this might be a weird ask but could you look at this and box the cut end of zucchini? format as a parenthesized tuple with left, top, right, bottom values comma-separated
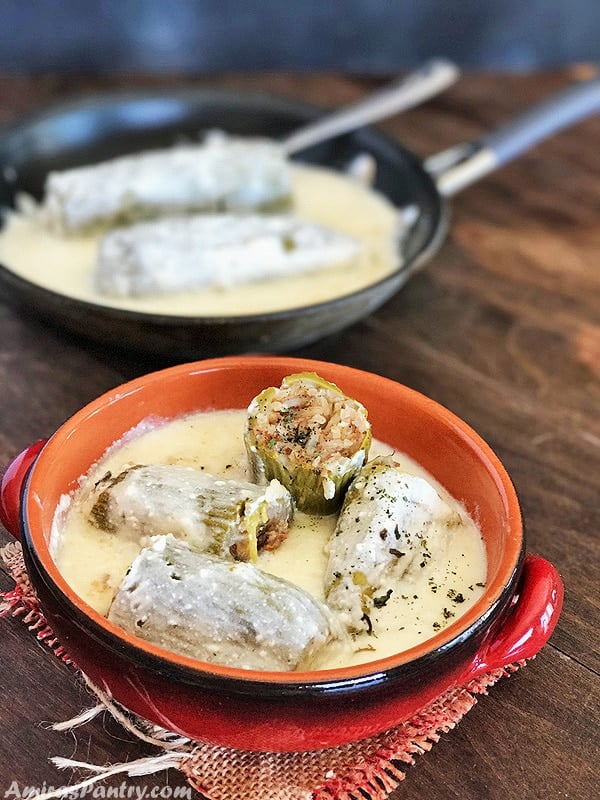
(245, 372, 371, 514)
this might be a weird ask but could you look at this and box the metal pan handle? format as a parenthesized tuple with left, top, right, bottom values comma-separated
(425, 75, 600, 196)
(283, 59, 459, 155)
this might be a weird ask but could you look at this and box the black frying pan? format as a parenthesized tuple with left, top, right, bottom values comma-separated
(0, 79, 598, 360)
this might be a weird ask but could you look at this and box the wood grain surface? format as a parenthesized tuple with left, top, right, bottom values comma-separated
(0, 71, 598, 800)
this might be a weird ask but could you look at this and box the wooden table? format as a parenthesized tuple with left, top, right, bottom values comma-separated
(0, 71, 598, 800)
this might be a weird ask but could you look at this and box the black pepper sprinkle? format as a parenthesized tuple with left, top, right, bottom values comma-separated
(389, 548, 405, 558)
(373, 589, 393, 608)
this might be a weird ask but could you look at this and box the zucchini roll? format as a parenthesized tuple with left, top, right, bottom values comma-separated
(88, 464, 292, 562)
(324, 458, 461, 632)
(245, 372, 371, 515)
(94, 213, 360, 297)
(41, 131, 292, 234)
(108, 535, 343, 671)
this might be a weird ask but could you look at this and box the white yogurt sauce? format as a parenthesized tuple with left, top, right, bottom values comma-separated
(52, 409, 487, 669)
(0, 164, 402, 316)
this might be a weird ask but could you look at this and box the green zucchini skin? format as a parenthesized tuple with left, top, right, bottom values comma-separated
(42, 133, 292, 233)
(324, 458, 461, 633)
(245, 372, 371, 515)
(88, 464, 293, 562)
(108, 535, 343, 671)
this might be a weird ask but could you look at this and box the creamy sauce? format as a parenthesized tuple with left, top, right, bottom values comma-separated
(52, 410, 487, 669)
(0, 164, 402, 316)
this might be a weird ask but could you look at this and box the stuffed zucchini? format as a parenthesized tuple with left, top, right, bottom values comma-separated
(245, 372, 371, 515)
(324, 457, 462, 633)
(108, 535, 344, 671)
(95, 213, 360, 298)
(88, 464, 292, 562)
(41, 131, 292, 234)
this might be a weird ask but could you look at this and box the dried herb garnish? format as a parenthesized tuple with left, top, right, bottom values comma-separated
(389, 548, 405, 558)
(373, 589, 393, 608)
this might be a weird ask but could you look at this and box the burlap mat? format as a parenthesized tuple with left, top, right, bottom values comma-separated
(0, 541, 525, 800)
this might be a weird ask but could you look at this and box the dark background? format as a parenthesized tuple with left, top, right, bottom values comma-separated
(1, 0, 599, 74)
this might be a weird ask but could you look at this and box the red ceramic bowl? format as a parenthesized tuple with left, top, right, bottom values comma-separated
(0, 356, 563, 752)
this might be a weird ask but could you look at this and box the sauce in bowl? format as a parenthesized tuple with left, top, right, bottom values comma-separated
(52, 408, 487, 670)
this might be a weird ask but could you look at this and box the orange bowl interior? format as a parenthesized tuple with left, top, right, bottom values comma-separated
(25, 355, 523, 682)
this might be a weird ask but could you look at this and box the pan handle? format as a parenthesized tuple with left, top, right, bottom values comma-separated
(283, 59, 459, 155)
(425, 75, 600, 196)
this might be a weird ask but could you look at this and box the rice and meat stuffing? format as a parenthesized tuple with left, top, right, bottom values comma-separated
(245, 372, 371, 514)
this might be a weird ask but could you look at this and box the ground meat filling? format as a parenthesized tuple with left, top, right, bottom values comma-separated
(245, 373, 372, 514)
(256, 380, 369, 479)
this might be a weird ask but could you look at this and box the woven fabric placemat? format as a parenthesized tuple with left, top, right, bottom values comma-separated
(0, 541, 525, 800)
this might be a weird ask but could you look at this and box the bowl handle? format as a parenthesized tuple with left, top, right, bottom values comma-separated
(0, 440, 47, 539)
(464, 554, 563, 680)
